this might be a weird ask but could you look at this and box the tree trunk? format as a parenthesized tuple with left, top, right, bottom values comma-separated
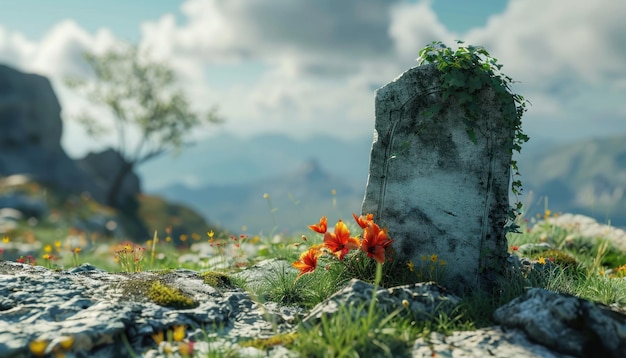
(106, 160, 149, 239)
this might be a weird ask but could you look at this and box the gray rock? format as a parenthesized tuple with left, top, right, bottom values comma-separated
(0, 261, 300, 357)
(0, 64, 101, 201)
(413, 327, 576, 358)
(361, 63, 514, 293)
(0, 192, 46, 219)
(494, 288, 626, 358)
(78, 148, 141, 208)
(0, 207, 21, 233)
(2, 259, 623, 357)
(302, 279, 461, 328)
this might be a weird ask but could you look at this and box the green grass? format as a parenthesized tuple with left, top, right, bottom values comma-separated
(2, 208, 626, 357)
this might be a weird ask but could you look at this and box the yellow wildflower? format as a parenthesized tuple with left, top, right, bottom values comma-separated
(407, 261, 415, 272)
(172, 325, 186, 342)
(44, 245, 52, 253)
(59, 336, 74, 350)
(430, 254, 438, 263)
(544, 210, 551, 219)
(537, 257, 546, 265)
(151, 331, 164, 345)
(29, 339, 48, 357)
(2, 236, 9, 244)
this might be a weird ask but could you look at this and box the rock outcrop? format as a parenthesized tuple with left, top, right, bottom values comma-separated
(1, 259, 625, 357)
(78, 149, 141, 208)
(0, 65, 100, 201)
(0, 65, 142, 218)
(494, 288, 626, 358)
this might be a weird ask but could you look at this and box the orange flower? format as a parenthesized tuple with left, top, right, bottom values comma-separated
(323, 220, 360, 260)
(308, 216, 328, 234)
(352, 213, 374, 229)
(361, 222, 393, 264)
(292, 245, 322, 277)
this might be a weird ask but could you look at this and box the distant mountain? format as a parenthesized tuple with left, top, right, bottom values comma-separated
(144, 131, 626, 233)
(517, 135, 626, 227)
(153, 159, 366, 235)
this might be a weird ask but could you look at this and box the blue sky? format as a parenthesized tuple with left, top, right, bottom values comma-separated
(0, 0, 625, 157)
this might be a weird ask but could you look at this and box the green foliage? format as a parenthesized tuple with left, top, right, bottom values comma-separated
(255, 264, 312, 306)
(240, 332, 298, 351)
(200, 271, 234, 288)
(539, 249, 578, 268)
(417, 41, 530, 231)
(147, 281, 198, 309)
(66, 43, 221, 161)
(65, 43, 222, 207)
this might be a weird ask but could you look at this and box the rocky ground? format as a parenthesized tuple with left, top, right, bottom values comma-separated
(1, 257, 625, 357)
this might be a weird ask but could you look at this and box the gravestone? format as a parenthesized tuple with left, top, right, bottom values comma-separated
(361, 63, 515, 293)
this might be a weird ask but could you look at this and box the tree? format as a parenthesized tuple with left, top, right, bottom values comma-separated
(66, 44, 221, 209)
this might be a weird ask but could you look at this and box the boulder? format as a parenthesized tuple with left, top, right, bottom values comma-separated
(0, 192, 46, 219)
(0, 64, 101, 201)
(302, 279, 462, 328)
(493, 288, 626, 358)
(78, 148, 141, 208)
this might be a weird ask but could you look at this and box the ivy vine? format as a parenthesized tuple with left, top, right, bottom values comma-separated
(416, 41, 530, 232)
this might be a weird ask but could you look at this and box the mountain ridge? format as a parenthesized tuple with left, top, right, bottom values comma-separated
(146, 132, 626, 232)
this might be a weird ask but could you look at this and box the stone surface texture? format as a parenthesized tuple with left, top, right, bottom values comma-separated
(362, 63, 515, 293)
(1, 259, 625, 357)
(413, 327, 577, 358)
(494, 288, 626, 358)
(302, 279, 461, 328)
(0, 261, 299, 358)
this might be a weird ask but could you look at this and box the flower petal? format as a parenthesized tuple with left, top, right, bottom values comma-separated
(308, 216, 328, 234)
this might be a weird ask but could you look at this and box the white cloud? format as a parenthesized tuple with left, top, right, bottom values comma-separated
(465, 0, 626, 89)
(1, 0, 625, 158)
(460, 0, 626, 142)
(388, 0, 456, 60)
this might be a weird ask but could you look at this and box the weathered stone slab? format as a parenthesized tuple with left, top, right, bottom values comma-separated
(362, 63, 514, 293)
